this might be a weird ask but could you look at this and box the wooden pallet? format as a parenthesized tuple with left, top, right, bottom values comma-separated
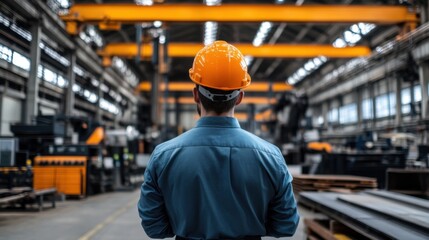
(304, 218, 368, 240)
(293, 174, 377, 194)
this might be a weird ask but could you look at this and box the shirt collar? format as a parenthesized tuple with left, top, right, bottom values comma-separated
(195, 116, 241, 128)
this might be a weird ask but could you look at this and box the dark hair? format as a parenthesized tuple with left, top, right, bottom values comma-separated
(197, 85, 239, 115)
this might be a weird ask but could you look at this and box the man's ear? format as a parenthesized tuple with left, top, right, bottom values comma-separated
(193, 87, 200, 103)
(235, 91, 244, 105)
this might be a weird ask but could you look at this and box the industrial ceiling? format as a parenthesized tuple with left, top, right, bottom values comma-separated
(57, 0, 416, 103)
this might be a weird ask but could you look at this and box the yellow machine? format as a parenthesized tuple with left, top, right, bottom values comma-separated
(33, 156, 87, 196)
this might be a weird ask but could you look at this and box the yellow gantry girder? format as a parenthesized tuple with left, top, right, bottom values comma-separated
(99, 43, 371, 66)
(138, 82, 293, 92)
(161, 97, 277, 105)
(61, 4, 417, 34)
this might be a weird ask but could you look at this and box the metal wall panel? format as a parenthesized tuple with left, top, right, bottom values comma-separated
(1, 96, 22, 136)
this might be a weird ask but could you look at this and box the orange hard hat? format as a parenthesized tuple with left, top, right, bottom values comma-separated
(189, 40, 251, 91)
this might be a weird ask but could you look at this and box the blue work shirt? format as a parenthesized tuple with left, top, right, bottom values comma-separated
(138, 117, 299, 239)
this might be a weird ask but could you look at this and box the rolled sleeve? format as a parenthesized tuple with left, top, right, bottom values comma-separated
(138, 162, 174, 238)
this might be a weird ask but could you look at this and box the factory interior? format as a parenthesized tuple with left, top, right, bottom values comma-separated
(0, 0, 428, 239)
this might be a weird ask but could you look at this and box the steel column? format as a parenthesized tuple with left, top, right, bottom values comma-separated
(151, 73, 161, 125)
(175, 94, 181, 129)
(65, 50, 76, 136)
(370, 82, 377, 127)
(247, 104, 256, 133)
(24, 22, 41, 124)
(356, 88, 363, 128)
(65, 51, 76, 117)
(419, 61, 429, 119)
(96, 77, 104, 123)
(395, 75, 402, 126)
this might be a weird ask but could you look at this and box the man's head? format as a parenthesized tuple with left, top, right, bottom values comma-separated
(189, 41, 251, 116)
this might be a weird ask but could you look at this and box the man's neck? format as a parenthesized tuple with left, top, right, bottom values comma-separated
(201, 109, 235, 118)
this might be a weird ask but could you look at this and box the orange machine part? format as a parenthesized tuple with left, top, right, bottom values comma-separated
(307, 142, 333, 153)
(86, 127, 105, 145)
(33, 156, 87, 196)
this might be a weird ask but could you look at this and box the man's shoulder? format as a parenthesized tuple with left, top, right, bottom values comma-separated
(153, 129, 197, 153)
(239, 130, 281, 154)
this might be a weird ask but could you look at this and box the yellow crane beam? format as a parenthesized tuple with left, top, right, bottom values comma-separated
(161, 97, 277, 105)
(61, 4, 417, 34)
(99, 43, 371, 66)
(138, 82, 293, 92)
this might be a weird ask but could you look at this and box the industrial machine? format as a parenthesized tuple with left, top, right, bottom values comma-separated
(33, 144, 112, 196)
(105, 127, 145, 190)
(10, 115, 115, 197)
(0, 138, 32, 190)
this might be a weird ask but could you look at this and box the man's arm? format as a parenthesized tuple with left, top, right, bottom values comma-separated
(138, 163, 174, 238)
(266, 159, 300, 237)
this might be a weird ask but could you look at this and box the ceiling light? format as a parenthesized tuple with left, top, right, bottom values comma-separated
(135, 0, 153, 5)
(244, 56, 254, 66)
(333, 38, 346, 48)
(203, 0, 221, 46)
(205, 0, 221, 6)
(204, 21, 218, 45)
(153, 21, 162, 28)
(159, 35, 166, 44)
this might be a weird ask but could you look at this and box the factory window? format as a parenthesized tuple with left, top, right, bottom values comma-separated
(12, 51, 30, 71)
(362, 98, 373, 119)
(339, 103, 357, 124)
(79, 25, 104, 48)
(0, 44, 13, 62)
(402, 87, 411, 114)
(38, 65, 43, 78)
(100, 98, 120, 115)
(10, 23, 31, 42)
(328, 108, 338, 123)
(402, 85, 422, 114)
(112, 57, 139, 87)
(73, 66, 85, 77)
(43, 68, 57, 84)
(47, 0, 70, 14)
(40, 42, 70, 67)
(414, 85, 422, 102)
(317, 116, 324, 126)
(57, 75, 68, 88)
(0, 13, 10, 27)
(72, 83, 81, 93)
(375, 93, 396, 118)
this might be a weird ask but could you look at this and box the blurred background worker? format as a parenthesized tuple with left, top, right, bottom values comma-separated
(138, 41, 299, 239)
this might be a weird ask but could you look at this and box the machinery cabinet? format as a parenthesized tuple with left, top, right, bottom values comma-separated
(33, 156, 87, 197)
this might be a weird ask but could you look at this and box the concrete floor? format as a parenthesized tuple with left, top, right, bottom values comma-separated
(0, 189, 314, 240)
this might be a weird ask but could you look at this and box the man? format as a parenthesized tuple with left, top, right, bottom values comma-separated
(138, 41, 299, 239)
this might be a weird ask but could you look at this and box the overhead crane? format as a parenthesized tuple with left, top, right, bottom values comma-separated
(98, 43, 371, 67)
(140, 82, 289, 106)
(161, 97, 277, 105)
(57, 3, 419, 112)
(60, 4, 417, 35)
(138, 82, 293, 93)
